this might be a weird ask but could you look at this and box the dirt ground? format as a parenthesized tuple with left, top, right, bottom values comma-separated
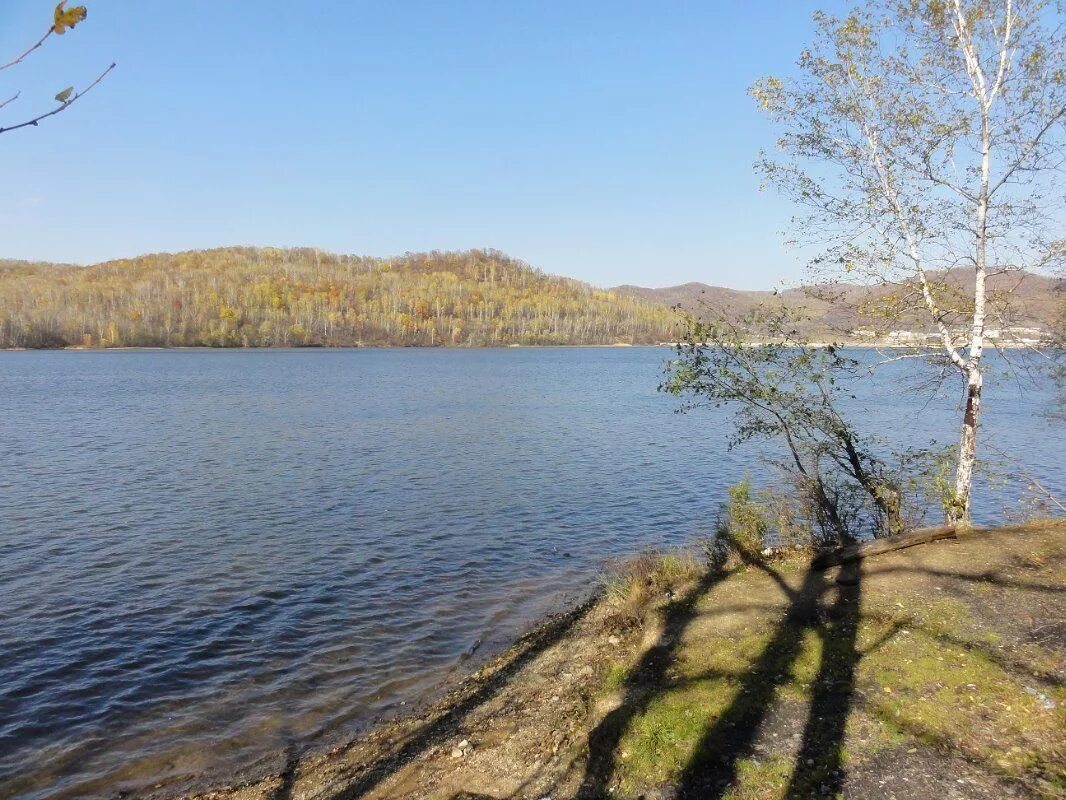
(191, 520, 1065, 800)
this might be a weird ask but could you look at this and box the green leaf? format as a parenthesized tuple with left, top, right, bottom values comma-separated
(55, 87, 74, 103)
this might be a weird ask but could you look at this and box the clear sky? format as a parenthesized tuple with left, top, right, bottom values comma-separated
(0, 1, 837, 290)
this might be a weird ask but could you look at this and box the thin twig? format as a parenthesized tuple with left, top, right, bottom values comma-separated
(0, 62, 116, 135)
(871, 350, 937, 366)
(984, 442, 1066, 514)
(0, 27, 54, 73)
(0, 91, 20, 111)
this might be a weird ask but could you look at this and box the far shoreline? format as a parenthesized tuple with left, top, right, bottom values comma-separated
(1, 341, 1052, 353)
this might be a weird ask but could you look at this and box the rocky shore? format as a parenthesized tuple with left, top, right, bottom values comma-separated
(185, 520, 1064, 800)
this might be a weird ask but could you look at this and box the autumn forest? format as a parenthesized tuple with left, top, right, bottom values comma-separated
(0, 247, 678, 348)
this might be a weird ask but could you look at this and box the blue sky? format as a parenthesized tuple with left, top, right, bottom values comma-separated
(0, 1, 834, 289)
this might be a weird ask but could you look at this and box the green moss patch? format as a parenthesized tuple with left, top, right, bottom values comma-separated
(596, 525, 1065, 798)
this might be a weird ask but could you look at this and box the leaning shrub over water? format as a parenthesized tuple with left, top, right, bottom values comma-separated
(707, 466, 925, 567)
(663, 305, 920, 544)
(707, 478, 812, 568)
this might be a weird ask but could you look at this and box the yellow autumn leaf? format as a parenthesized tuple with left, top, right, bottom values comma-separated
(53, 1, 87, 35)
(55, 86, 74, 103)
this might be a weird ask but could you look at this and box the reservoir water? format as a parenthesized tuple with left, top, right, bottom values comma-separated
(0, 347, 1061, 799)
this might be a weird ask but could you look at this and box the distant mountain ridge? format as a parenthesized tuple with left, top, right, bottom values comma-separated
(613, 269, 1062, 342)
(612, 282, 778, 310)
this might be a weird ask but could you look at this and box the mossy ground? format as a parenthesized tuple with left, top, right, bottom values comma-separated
(594, 522, 1064, 799)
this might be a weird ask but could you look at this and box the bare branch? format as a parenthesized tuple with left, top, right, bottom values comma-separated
(983, 442, 1066, 514)
(0, 62, 116, 136)
(0, 27, 54, 73)
(871, 350, 938, 365)
(989, 105, 1066, 197)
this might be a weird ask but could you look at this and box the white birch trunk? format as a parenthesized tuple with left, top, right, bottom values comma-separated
(951, 367, 983, 522)
(946, 0, 1003, 524)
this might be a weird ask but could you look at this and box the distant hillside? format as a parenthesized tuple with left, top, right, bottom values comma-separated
(613, 282, 787, 320)
(612, 282, 781, 314)
(0, 248, 677, 349)
(614, 269, 1063, 342)
(1, 247, 1059, 349)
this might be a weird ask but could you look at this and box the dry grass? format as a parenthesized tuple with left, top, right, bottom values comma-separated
(601, 549, 705, 625)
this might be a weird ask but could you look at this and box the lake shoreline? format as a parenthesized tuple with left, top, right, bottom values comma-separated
(173, 591, 608, 800)
(1, 340, 1051, 352)
(177, 519, 1064, 800)
(4, 349, 1059, 800)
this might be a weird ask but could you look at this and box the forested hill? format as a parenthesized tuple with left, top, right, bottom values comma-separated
(0, 248, 677, 348)
(3, 247, 1059, 349)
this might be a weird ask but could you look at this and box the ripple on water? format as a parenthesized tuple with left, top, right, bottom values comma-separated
(0, 347, 1061, 800)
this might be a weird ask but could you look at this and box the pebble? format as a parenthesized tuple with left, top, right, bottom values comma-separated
(450, 748, 464, 758)
(1025, 686, 1056, 709)
(608, 635, 621, 645)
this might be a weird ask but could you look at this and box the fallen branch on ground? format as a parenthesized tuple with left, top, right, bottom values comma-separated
(812, 525, 958, 570)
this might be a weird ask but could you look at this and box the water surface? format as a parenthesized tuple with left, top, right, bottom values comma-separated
(0, 348, 1060, 799)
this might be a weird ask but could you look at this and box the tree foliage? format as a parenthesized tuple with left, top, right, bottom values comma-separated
(750, 0, 1064, 523)
(663, 305, 916, 545)
(0, 247, 677, 348)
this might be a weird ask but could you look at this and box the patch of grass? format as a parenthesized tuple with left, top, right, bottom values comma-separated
(612, 624, 825, 793)
(603, 662, 630, 692)
(618, 677, 741, 788)
(583, 525, 1066, 799)
(602, 549, 704, 624)
(601, 558, 1065, 797)
(856, 597, 1065, 786)
(724, 754, 797, 799)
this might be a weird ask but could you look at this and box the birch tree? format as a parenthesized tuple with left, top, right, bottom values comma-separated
(751, 0, 1064, 524)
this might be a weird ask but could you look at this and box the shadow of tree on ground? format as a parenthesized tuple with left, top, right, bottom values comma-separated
(573, 554, 871, 800)
(335, 534, 1064, 800)
(782, 559, 862, 798)
(576, 569, 736, 798)
(672, 559, 833, 799)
